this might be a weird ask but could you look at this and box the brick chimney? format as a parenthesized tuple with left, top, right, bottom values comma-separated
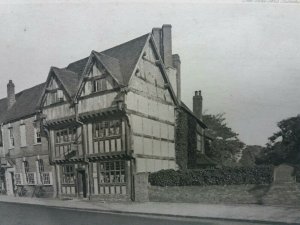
(172, 54, 181, 102)
(193, 90, 203, 120)
(152, 24, 173, 68)
(162, 24, 172, 68)
(7, 80, 16, 109)
(152, 27, 162, 57)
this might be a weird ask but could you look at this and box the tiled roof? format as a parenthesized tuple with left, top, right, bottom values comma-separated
(0, 97, 8, 123)
(66, 57, 89, 75)
(66, 33, 150, 86)
(52, 67, 81, 98)
(0, 83, 46, 124)
(100, 33, 150, 85)
(0, 33, 151, 123)
(93, 52, 123, 85)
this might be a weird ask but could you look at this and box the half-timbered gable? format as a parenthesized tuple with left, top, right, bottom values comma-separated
(126, 38, 178, 173)
(76, 52, 121, 115)
(41, 67, 79, 122)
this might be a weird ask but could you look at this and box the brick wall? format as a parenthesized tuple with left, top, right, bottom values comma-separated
(148, 183, 300, 206)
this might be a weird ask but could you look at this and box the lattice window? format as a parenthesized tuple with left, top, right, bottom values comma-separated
(98, 161, 126, 184)
(96, 161, 127, 195)
(56, 127, 77, 144)
(62, 165, 75, 184)
(93, 120, 121, 139)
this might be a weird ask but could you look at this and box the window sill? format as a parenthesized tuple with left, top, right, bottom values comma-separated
(8, 147, 14, 150)
(33, 143, 42, 146)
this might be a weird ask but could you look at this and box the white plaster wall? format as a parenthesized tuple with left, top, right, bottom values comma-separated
(78, 92, 118, 114)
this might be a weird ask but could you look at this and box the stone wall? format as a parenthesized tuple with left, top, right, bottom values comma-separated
(134, 173, 149, 202)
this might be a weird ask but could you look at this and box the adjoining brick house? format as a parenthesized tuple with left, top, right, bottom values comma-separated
(37, 24, 213, 201)
(0, 81, 54, 197)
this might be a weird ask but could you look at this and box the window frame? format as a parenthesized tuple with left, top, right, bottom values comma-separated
(92, 78, 107, 93)
(8, 127, 14, 149)
(62, 164, 75, 185)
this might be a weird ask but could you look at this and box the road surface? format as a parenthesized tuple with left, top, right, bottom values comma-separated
(0, 202, 284, 225)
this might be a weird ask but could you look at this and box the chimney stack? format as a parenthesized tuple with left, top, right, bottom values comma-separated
(172, 54, 181, 102)
(193, 90, 203, 120)
(152, 27, 162, 57)
(7, 80, 16, 109)
(152, 24, 173, 68)
(162, 24, 172, 68)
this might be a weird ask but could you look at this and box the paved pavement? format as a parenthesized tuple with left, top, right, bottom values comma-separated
(0, 195, 299, 224)
(0, 202, 278, 225)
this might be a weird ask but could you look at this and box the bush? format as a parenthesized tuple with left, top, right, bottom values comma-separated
(149, 166, 274, 187)
(295, 168, 300, 183)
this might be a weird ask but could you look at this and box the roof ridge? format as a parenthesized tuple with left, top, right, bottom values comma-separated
(94, 51, 120, 63)
(101, 33, 150, 54)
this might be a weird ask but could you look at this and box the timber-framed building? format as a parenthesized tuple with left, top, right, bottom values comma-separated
(0, 24, 213, 201)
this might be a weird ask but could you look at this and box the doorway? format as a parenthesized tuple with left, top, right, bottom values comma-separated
(77, 170, 87, 198)
(10, 172, 15, 196)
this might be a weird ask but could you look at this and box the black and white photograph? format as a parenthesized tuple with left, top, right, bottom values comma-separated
(0, 0, 299, 224)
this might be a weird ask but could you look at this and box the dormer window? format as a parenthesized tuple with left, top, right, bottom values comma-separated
(57, 90, 64, 102)
(45, 89, 65, 106)
(92, 78, 107, 93)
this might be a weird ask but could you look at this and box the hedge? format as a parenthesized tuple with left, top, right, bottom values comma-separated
(149, 166, 274, 187)
(296, 168, 300, 183)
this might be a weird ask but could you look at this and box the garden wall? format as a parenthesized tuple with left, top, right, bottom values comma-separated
(149, 184, 271, 204)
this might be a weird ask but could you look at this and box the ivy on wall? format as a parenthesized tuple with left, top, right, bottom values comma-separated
(175, 109, 188, 169)
(175, 109, 201, 170)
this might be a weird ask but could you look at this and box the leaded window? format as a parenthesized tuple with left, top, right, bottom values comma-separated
(92, 78, 107, 93)
(96, 161, 126, 195)
(92, 120, 122, 154)
(62, 165, 75, 184)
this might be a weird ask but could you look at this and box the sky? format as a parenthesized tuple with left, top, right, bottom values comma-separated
(0, 0, 299, 146)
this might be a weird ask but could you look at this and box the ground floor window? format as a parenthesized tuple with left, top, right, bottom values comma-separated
(62, 165, 75, 184)
(93, 160, 127, 195)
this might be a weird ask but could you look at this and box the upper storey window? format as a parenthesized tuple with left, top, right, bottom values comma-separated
(0, 129, 3, 147)
(55, 127, 77, 144)
(92, 78, 107, 93)
(8, 127, 14, 149)
(44, 78, 65, 106)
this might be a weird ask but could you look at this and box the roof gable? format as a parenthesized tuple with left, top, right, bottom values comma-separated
(127, 35, 179, 105)
(93, 52, 123, 85)
(52, 67, 81, 98)
(100, 33, 150, 85)
(74, 33, 150, 99)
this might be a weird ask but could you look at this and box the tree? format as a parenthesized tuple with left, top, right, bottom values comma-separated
(203, 113, 245, 166)
(240, 145, 263, 166)
(256, 115, 300, 165)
